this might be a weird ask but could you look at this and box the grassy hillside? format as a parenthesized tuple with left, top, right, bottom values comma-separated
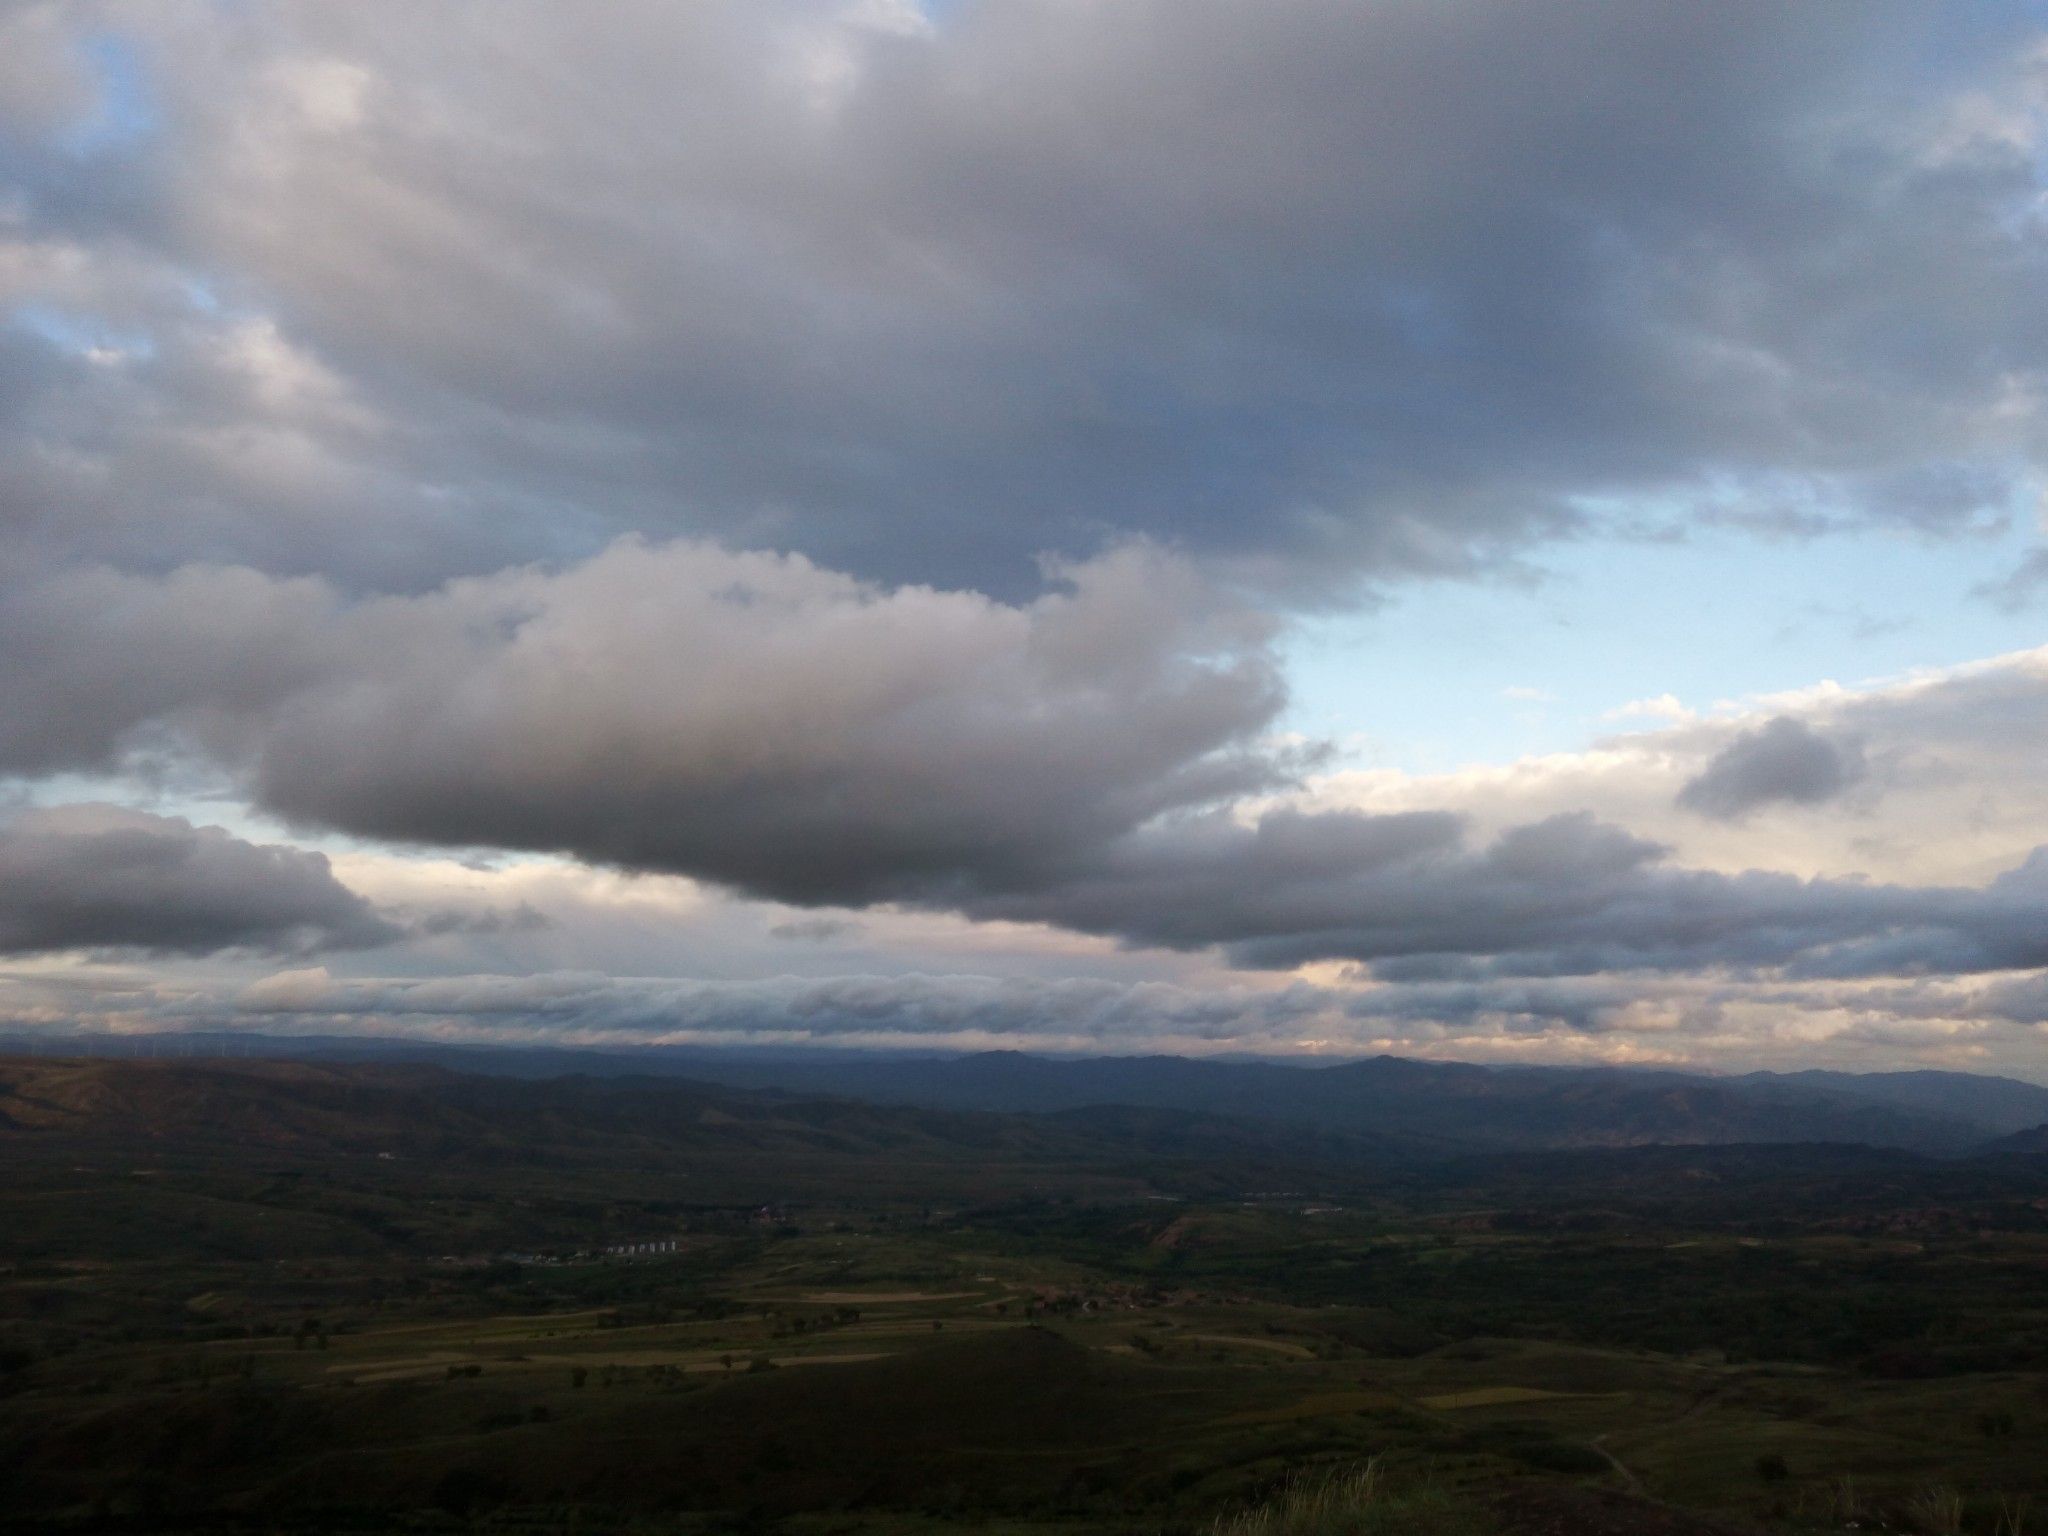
(3, 1053, 2044, 1534)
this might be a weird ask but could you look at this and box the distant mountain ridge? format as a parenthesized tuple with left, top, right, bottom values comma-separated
(5, 1037, 2041, 1154)
(0, 1055, 1412, 1174)
(662, 1050, 1997, 1153)
(1979, 1122, 2048, 1156)
(1734, 1068, 2048, 1137)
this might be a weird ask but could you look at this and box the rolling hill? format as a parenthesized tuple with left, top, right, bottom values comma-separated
(0, 1054, 1413, 1173)
(6, 1044, 2039, 1158)
(583, 1048, 2005, 1153)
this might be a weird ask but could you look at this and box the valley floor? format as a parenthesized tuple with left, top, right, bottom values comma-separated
(2, 1057, 2044, 1533)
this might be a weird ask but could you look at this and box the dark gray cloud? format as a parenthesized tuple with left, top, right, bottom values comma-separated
(243, 544, 1287, 905)
(4, 547, 2047, 985)
(1677, 716, 1868, 819)
(3, 2, 2046, 596)
(1330, 976, 1658, 1036)
(770, 916, 866, 944)
(969, 810, 2048, 981)
(0, 541, 1289, 904)
(0, 562, 343, 775)
(411, 904, 552, 938)
(225, 968, 1332, 1044)
(0, 803, 396, 956)
(11, 962, 2040, 1073)
(116, 964, 2047, 1058)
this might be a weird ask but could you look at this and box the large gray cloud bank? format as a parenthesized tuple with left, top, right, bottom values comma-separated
(971, 809, 2048, 981)
(0, 540, 1285, 905)
(7, 544, 2048, 984)
(3, 1, 2046, 594)
(228, 968, 1327, 1044)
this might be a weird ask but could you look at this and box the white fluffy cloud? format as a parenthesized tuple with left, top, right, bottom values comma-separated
(1308, 646, 2048, 886)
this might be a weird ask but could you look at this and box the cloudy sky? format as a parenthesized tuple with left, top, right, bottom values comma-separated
(6, 0, 2048, 1079)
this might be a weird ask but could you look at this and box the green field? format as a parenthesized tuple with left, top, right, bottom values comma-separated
(2, 1057, 2044, 1534)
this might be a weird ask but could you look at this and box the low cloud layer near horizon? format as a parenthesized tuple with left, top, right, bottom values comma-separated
(5, 1, 2048, 1077)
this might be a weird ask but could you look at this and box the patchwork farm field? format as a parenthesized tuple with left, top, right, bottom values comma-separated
(2, 1057, 2045, 1534)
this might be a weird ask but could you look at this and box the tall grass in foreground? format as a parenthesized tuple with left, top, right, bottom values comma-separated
(1212, 1460, 1487, 1536)
(1911, 1485, 1966, 1536)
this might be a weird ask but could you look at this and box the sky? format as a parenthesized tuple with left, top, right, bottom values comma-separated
(5, 0, 2048, 1079)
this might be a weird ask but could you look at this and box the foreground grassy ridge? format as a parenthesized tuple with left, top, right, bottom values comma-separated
(1213, 1460, 1492, 1536)
(2, 1056, 2045, 1532)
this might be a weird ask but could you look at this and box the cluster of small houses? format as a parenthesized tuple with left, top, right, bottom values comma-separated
(439, 1239, 682, 1267)
(1017, 1281, 1218, 1315)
